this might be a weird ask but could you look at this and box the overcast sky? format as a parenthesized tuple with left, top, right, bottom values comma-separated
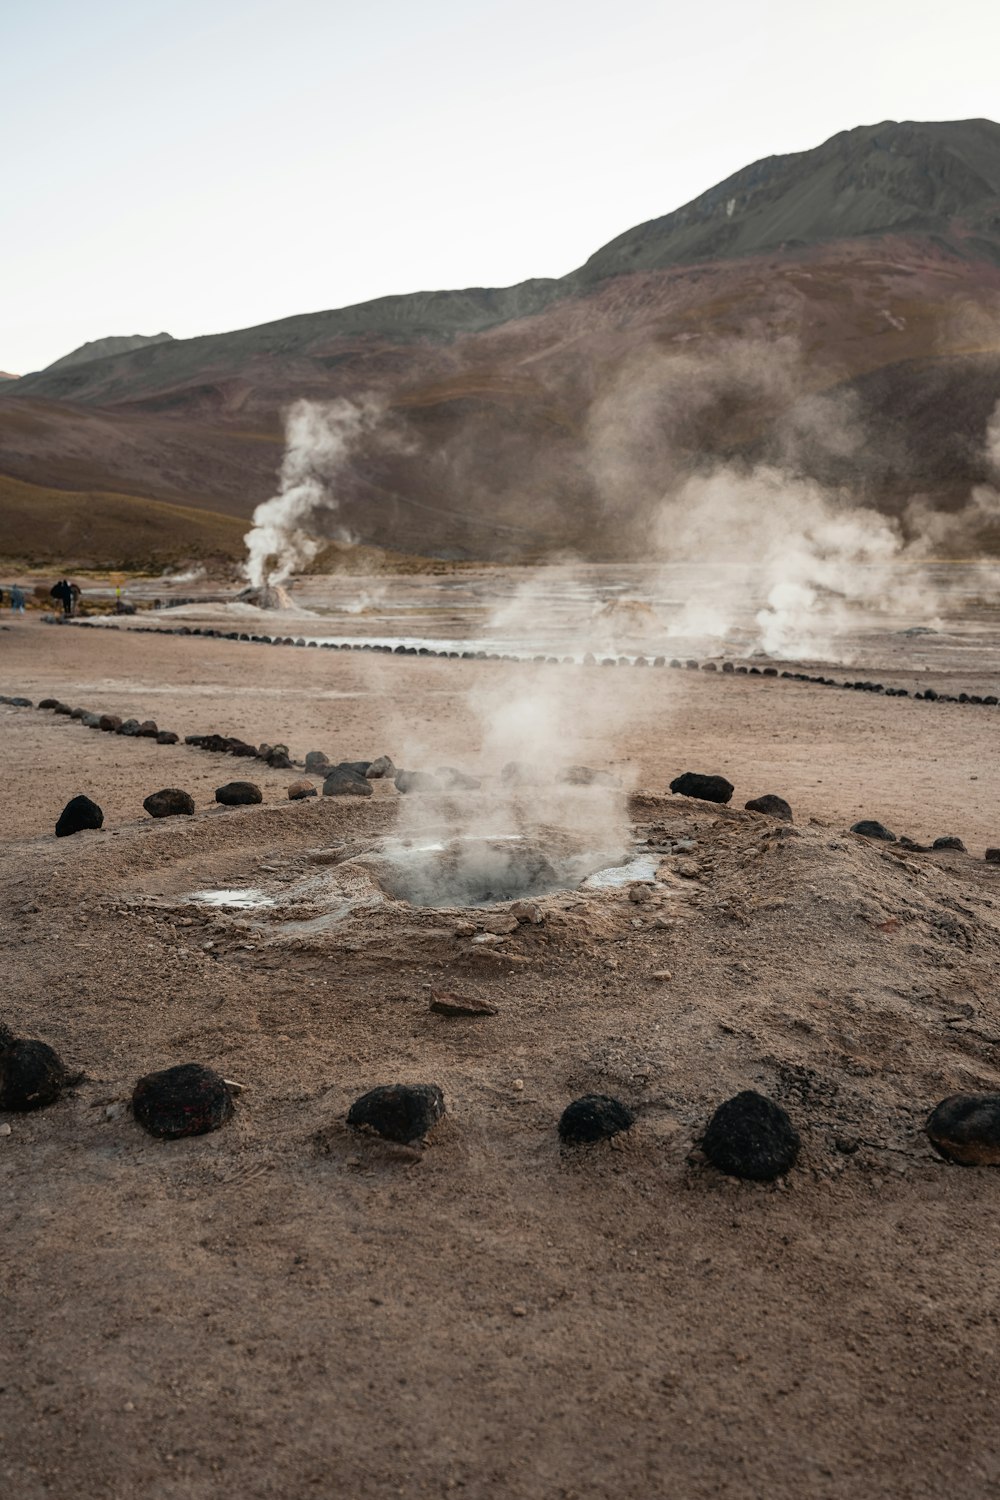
(4, 0, 999, 374)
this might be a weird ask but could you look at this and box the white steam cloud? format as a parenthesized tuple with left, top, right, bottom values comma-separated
(243, 397, 381, 590)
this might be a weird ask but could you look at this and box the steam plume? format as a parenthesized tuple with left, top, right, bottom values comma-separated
(243, 397, 381, 590)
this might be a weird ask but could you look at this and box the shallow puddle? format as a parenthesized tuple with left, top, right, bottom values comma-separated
(187, 887, 275, 909)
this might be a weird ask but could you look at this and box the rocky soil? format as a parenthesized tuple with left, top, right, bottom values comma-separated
(3, 616, 1000, 1498)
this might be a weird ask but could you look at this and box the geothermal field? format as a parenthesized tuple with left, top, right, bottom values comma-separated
(4, 560, 1000, 1499)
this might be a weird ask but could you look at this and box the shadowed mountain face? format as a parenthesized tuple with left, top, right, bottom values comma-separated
(39, 332, 174, 375)
(4, 120, 1000, 566)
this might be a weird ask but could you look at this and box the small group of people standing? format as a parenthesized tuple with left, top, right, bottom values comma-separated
(0, 585, 26, 613)
(49, 578, 81, 617)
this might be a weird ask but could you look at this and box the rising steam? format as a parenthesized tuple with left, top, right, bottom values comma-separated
(243, 397, 382, 590)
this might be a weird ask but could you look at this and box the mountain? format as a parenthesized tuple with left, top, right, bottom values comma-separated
(3, 120, 1000, 566)
(41, 331, 174, 375)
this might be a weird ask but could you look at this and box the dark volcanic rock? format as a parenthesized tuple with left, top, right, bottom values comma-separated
(156, 730, 179, 744)
(214, 781, 263, 806)
(98, 714, 122, 732)
(558, 1094, 635, 1144)
(55, 794, 104, 837)
(132, 1063, 234, 1139)
(932, 835, 967, 852)
(926, 1093, 1000, 1166)
(287, 779, 318, 800)
(744, 794, 793, 822)
(365, 755, 396, 779)
(669, 772, 734, 805)
(137, 720, 159, 737)
(394, 769, 442, 794)
(338, 760, 372, 777)
(985, 848, 1000, 864)
(347, 1083, 445, 1144)
(118, 718, 141, 736)
(0, 1029, 68, 1111)
(702, 1090, 799, 1180)
(304, 750, 331, 774)
(322, 767, 373, 797)
(39, 698, 59, 710)
(850, 820, 897, 841)
(143, 788, 195, 818)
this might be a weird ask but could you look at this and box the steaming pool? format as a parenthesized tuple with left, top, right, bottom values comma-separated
(119, 560, 1000, 673)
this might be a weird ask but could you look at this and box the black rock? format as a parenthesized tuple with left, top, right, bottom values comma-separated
(55, 794, 104, 837)
(932, 835, 967, 852)
(365, 755, 396, 779)
(137, 720, 159, 737)
(926, 1093, 1000, 1166)
(744, 794, 793, 822)
(156, 730, 179, 745)
(214, 781, 263, 806)
(132, 1063, 234, 1140)
(669, 771, 734, 805)
(39, 698, 59, 710)
(558, 1094, 634, 1144)
(337, 760, 372, 778)
(850, 820, 896, 842)
(394, 769, 441, 794)
(985, 849, 1000, 864)
(304, 750, 331, 774)
(143, 788, 195, 818)
(118, 718, 141, 736)
(347, 1083, 445, 1144)
(322, 767, 373, 797)
(0, 1030, 68, 1111)
(703, 1090, 799, 1181)
(98, 714, 122, 732)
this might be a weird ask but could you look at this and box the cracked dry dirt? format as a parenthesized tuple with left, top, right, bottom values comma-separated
(2, 618, 1000, 1500)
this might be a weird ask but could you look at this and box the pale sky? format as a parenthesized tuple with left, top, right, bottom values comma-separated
(4, 0, 999, 374)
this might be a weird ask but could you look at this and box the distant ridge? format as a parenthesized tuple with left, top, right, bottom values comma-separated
(4, 119, 1000, 566)
(43, 332, 174, 373)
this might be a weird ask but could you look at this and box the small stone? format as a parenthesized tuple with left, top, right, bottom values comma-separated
(834, 1135, 860, 1154)
(702, 1090, 799, 1181)
(669, 772, 734, 805)
(287, 779, 318, 800)
(471, 932, 503, 945)
(137, 720, 159, 737)
(429, 991, 498, 1017)
(132, 1062, 234, 1139)
(214, 781, 263, 806)
(366, 755, 397, 779)
(932, 835, 967, 852)
(0, 1122, 10, 1136)
(156, 730, 179, 744)
(118, 718, 141, 737)
(745, 794, 793, 822)
(558, 1094, 634, 1144)
(851, 820, 896, 842)
(323, 767, 373, 797)
(509, 901, 543, 925)
(143, 788, 195, 818)
(454, 922, 477, 938)
(985, 849, 1000, 864)
(394, 769, 441, 794)
(651, 970, 672, 981)
(926, 1093, 1000, 1165)
(512, 1078, 524, 1091)
(303, 750, 331, 774)
(346, 1083, 445, 1144)
(55, 794, 104, 837)
(0, 1031, 69, 1111)
(628, 882, 652, 903)
(511, 1303, 528, 1317)
(103, 1101, 127, 1121)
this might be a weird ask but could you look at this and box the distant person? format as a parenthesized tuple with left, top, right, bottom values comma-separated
(10, 585, 25, 614)
(69, 582, 81, 615)
(50, 579, 72, 618)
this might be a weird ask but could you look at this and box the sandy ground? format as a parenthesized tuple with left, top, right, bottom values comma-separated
(3, 612, 1000, 1499)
